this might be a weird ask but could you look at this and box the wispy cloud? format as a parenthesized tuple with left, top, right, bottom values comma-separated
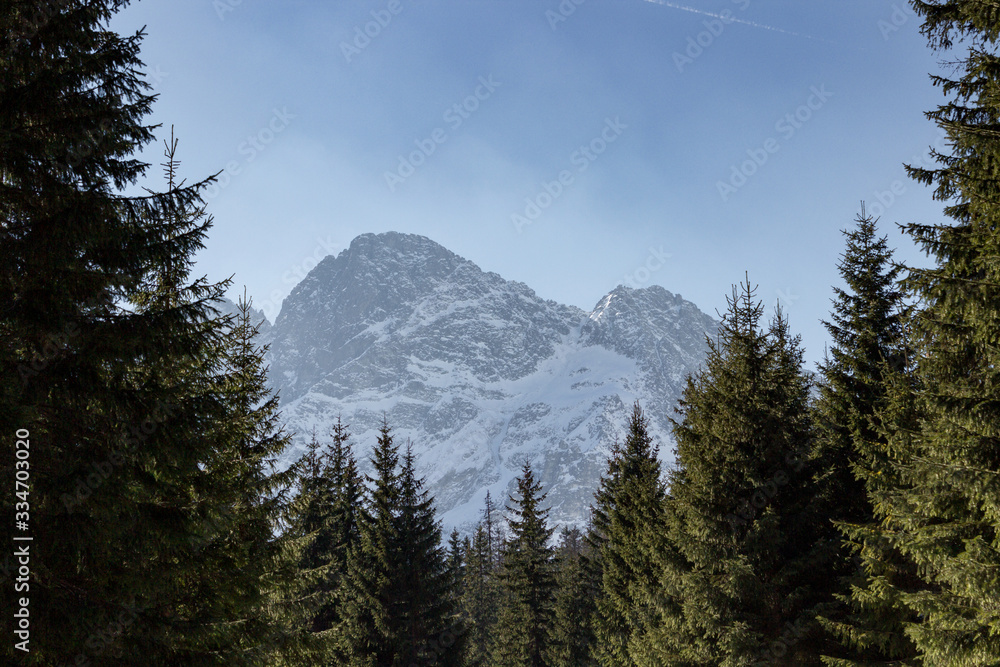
(640, 0, 837, 45)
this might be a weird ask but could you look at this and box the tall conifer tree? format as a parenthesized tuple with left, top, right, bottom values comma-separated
(278, 422, 361, 661)
(209, 297, 315, 665)
(339, 418, 402, 667)
(461, 513, 501, 667)
(338, 421, 461, 666)
(493, 461, 556, 667)
(446, 528, 467, 628)
(813, 208, 920, 666)
(815, 207, 906, 527)
(0, 5, 304, 656)
(548, 526, 598, 667)
(395, 442, 464, 667)
(875, 2, 1000, 662)
(328, 418, 363, 549)
(483, 489, 504, 569)
(282, 429, 335, 629)
(325, 417, 363, 631)
(590, 403, 665, 667)
(656, 280, 836, 666)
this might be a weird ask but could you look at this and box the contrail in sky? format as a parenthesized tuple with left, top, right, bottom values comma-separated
(640, 0, 837, 45)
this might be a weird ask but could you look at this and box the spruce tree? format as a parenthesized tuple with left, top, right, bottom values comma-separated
(447, 529, 465, 592)
(483, 489, 504, 569)
(324, 416, 363, 631)
(657, 280, 836, 666)
(590, 403, 666, 667)
(812, 208, 920, 666)
(873, 2, 1000, 662)
(461, 515, 501, 667)
(446, 528, 466, 617)
(282, 429, 335, 626)
(547, 526, 598, 667)
(0, 6, 305, 655)
(339, 418, 401, 667)
(0, 1, 217, 660)
(395, 443, 464, 667)
(207, 296, 316, 665)
(286, 416, 362, 644)
(815, 206, 906, 531)
(339, 421, 461, 666)
(493, 461, 557, 667)
(277, 422, 362, 661)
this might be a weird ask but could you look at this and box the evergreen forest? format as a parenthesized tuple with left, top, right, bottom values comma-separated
(3, 1, 1000, 665)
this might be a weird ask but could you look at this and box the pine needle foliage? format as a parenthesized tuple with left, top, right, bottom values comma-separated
(590, 402, 666, 667)
(338, 420, 462, 667)
(492, 461, 556, 667)
(875, 2, 1000, 663)
(658, 279, 836, 667)
(0, 5, 302, 656)
(813, 208, 921, 666)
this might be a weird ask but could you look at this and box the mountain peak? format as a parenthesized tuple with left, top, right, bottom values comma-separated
(344, 231, 460, 266)
(274, 232, 475, 330)
(265, 232, 717, 532)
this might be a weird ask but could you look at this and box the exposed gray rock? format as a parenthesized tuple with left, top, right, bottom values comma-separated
(266, 232, 717, 533)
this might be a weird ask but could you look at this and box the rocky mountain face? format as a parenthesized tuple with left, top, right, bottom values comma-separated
(261, 232, 717, 532)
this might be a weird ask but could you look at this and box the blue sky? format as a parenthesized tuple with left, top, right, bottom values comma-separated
(112, 0, 948, 370)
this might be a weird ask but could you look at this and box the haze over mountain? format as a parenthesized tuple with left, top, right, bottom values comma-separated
(258, 232, 717, 531)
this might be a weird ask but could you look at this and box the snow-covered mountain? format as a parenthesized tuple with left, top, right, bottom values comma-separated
(263, 232, 717, 532)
